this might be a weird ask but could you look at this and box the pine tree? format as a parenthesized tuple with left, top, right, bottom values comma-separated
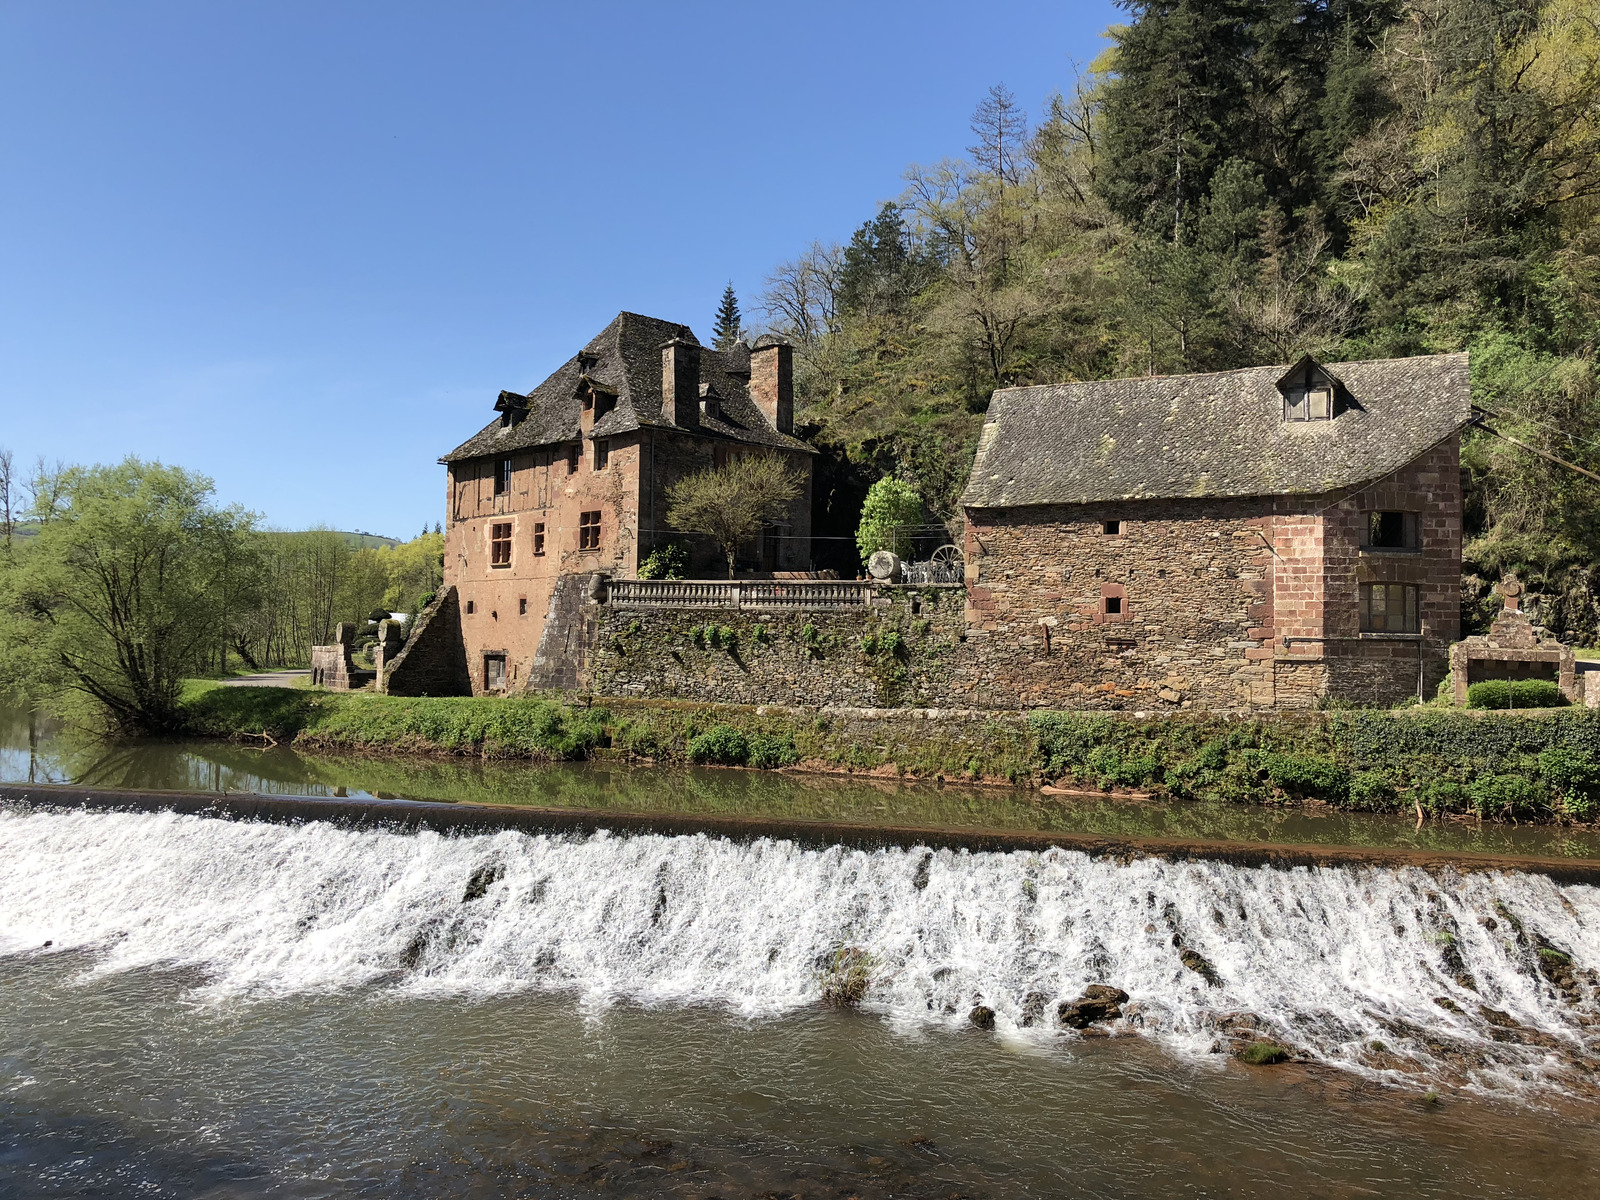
(713, 283, 743, 351)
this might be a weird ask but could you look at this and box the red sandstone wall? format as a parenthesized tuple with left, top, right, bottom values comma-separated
(445, 438, 642, 695)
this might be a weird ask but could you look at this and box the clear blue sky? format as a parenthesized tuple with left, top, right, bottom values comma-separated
(0, 1, 1117, 538)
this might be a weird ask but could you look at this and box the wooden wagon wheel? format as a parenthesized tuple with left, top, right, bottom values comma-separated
(931, 544, 963, 565)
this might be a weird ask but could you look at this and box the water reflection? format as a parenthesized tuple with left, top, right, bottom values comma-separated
(4, 704, 1599, 858)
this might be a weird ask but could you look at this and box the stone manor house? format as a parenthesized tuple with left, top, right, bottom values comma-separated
(380, 325, 1471, 710)
(381, 311, 815, 696)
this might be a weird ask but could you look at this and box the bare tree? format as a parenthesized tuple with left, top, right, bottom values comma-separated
(0, 448, 15, 557)
(968, 83, 1028, 185)
(26, 457, 74, 524)
(759, 241, 843, 345)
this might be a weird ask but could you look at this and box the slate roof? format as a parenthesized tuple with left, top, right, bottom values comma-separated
(441, 311, 812, 463)
(960, 352, 1472, 508)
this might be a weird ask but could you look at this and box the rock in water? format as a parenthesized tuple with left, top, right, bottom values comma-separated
(1179, 948, 1221, 986)
(912, 853, 931, 891)
(1057, 984, 1128, 1029)
(968, 1005, 996, 1030)
(462, 863, 504, 903)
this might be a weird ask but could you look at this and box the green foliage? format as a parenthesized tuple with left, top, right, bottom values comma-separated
(747, 731, 799, 770)
(1029, 707, 1600, 822)
(183, 684, 608, 759)
(687, 724, 750, 766)
(1238, 1042, 1291, 1066)
(0, 458, 258, 733)
(1467, 679, 1567, 709)
(855, 476, 923, 563)
(1467, 774, 1548, 821)
(637, 543, 689, 580)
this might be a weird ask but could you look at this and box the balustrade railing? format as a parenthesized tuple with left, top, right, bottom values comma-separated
(609, 579, 873, 611)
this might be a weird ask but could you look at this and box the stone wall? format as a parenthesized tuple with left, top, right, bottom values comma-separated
(589, 586, 971, 708)
(961, 498, 1274, 710)
(381, 587, 472, 697)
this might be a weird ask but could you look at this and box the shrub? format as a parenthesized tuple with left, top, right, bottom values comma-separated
(1536, 747, 1600, 821)
(687, 724, 749, 766)
(637, 543, 689, 580)
(1421, 778, 1469, 815)
(1466, 773, 1547, 820)
(1253, 751, 1350, 803)
(820, 946, 874, 1007)
(747, 732, 798, 770)
(1467, 679, 1567, 709)
(855, 476, 922, 563)
(1347, 770, 1399, 811)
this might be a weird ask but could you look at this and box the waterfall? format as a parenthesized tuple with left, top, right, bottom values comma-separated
(2, 808, 1596, 1097)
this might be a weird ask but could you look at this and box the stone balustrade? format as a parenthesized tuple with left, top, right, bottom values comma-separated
(609, 579, 873, 611)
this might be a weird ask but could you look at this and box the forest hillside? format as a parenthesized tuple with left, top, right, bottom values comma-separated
(759, 0, 1600, 639)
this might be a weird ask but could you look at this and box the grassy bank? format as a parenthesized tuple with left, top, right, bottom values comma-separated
(181, 683, 1600, 825)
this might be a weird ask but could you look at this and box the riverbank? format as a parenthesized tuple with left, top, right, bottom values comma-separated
(179, 682, 1600, 825)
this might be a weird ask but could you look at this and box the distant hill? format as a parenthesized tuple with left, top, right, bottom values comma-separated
(334, 531, 401, 550)
(3, 523, 400, 549)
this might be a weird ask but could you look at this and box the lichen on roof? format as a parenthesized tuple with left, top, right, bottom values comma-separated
(441, 310, 812, 464)
(960, 352, 1471, 508)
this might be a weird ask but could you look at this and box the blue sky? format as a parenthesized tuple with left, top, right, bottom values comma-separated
(0, 1, 1117, 537)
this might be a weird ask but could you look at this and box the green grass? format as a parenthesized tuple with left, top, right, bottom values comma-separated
(1238, 1042, 1290, 1065)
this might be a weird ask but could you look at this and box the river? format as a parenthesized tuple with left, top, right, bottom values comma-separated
(3, 708, 1599, 1196)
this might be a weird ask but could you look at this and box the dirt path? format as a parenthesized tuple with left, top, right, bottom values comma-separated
(222, 671, 310, 689)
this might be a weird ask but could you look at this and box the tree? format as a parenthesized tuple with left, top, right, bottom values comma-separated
(855, 476, 924, 563)
(0, 458, 257, 734)
(0, 447, 15, 559)
(666, 454, 804, 578)
(759, 241, 844, 346)
(713, 283, 744, 350)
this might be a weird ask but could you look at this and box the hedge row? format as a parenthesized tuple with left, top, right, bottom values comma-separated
(1028, 709, 1600, 822)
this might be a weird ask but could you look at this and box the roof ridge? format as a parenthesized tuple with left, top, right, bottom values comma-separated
(992, 350, 1470, 397)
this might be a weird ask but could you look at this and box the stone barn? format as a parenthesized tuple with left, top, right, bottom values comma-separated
(958, 353, 1472, 709)
(382, 311, 815, 696)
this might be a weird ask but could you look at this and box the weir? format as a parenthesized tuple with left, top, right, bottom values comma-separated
(2, 788, 1598, 1101)
(5, 782, 1600, 883)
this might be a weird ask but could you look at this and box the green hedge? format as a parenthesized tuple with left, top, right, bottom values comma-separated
(1466, 679, 1567, 709)
(1028, 708, 1600, 822)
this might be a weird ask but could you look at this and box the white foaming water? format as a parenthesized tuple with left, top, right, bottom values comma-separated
(2, 808, 1597, 1094)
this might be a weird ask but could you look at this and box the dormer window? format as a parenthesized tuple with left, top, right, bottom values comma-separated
(1277, 355, 1342, 423)
(1285, 384, 1333, 421)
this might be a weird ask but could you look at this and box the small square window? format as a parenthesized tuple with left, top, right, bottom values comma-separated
(494, 459, 512, 495)
(1105, 596, 1123, 615)
(466, 599, 475, 615)
(1101, 520, 1122, 536)
(533, 522, 546, 556)
(518, 597, 528, 616)
(579, 510, 601, 551)
(1363, 511, 1419, 550)
(490, 522, 512, 567)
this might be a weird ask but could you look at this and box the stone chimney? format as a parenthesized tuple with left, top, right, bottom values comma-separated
(749, 334, 793, 434)
(661, 336, 700, 428)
